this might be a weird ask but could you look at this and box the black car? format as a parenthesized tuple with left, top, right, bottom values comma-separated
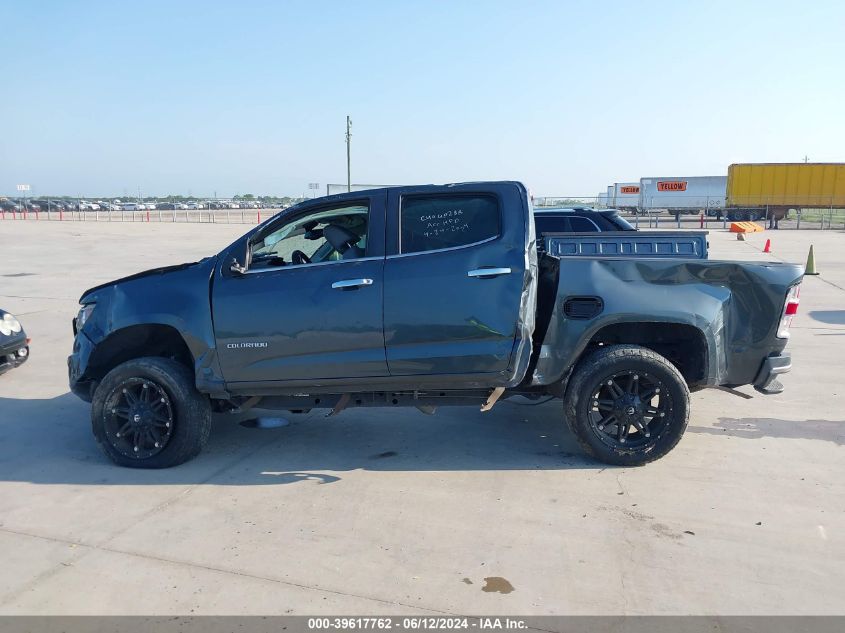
(534, 207, 636, 234)
(0, 309, 29, 375)
(1, 199, 23, 213)
(32, 200, 63, 212)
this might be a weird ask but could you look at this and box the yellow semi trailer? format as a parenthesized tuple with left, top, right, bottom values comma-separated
(725, 163, 845, 221)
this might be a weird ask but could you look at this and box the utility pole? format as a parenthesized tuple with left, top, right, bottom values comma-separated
(346, 115, 352, 192)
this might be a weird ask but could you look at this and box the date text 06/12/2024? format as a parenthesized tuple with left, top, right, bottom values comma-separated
(307, 618, 528, 630)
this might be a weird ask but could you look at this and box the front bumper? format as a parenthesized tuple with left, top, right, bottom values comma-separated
(68, 330, 96, 402)
(0, 334, 30, 375)
(753, 352, 791, 395)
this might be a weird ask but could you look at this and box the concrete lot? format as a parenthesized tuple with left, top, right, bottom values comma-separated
(0, 220, 843, 615)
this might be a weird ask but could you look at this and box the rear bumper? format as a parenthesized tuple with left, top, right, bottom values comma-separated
(753, 352, 791, 395)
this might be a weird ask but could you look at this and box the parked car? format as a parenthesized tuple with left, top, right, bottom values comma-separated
(69, 181, 803, 470)
(1, 309, 29, 375)
(534, 207, 636, 234)
(34, 199, 64, 212)
(157, 203, 176, 211)
(1, 199, 22, 213)
(122, 203, 140, 211)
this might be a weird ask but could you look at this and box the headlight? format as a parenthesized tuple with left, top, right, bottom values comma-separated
(1, 313, 21, 336)
(77, 304, 96, 329)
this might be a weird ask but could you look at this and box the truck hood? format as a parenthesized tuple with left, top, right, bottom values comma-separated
(79, 257, 215, 304)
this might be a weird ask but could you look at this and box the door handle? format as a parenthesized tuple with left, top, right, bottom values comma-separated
(331, 278, 374, 289)
(467, 267, 512, 278)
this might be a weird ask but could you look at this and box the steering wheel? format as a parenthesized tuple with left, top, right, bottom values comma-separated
(291, 250, 312, 265)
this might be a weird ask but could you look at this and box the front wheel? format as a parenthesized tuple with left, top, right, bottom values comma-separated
(564, 345, 689, 466)
(91, 357, 211, 468)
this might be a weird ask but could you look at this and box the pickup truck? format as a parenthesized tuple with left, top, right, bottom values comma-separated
(68, 181, 803, 469)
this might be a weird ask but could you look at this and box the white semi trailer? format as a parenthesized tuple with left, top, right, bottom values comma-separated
(638, 176, 727, 216)
(597, 190, 609, 207)
(611, 182, 640, 213)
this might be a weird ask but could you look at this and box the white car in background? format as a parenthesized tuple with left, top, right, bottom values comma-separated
(122, 203, 140, 211)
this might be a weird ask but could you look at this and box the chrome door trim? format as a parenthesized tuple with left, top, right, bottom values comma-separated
(242, 256, 382, 275)
(386, 235, 499, 260)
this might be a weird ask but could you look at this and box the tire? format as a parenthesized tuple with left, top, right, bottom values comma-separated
(91, 357, 211, 468)
(564, 345, 689, 466)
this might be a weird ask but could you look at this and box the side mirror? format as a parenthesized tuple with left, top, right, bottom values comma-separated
(229, 258, 247, 276)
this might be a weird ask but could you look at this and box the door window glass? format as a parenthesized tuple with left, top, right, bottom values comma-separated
(534, 215, 569, 234)
(250, 204, 369, 270)
(400, 195, 499, 254)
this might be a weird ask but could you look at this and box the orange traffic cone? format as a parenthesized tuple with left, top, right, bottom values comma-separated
(763, 239, 771, 253)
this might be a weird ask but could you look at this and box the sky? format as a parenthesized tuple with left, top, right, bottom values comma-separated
(2, 0, 844, 198)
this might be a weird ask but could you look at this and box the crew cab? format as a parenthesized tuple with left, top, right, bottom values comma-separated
(68, 182, 803, 468)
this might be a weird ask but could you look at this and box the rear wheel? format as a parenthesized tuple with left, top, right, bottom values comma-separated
(91, 357, 211, 468)
(564, 345, 689, 466)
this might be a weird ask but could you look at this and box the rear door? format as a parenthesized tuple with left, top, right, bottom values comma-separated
(382, 183, 535, 386)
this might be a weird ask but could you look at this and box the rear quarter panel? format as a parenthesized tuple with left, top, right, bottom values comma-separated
(533, 257, 803, 387)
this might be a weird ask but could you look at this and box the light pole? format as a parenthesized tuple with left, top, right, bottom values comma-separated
(346, 116, 352, 192)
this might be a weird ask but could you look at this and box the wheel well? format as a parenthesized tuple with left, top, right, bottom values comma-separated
(86, 324, 194, 381)
(586, 322, 708, 386)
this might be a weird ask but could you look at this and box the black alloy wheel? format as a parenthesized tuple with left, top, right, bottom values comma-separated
(102, 377, 175, 459)
(587, 370, 672, 450)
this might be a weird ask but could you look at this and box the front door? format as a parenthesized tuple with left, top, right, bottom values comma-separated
(213, 193, 388, 385)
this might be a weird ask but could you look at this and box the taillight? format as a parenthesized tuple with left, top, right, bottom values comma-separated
(777, 284, 800, 338)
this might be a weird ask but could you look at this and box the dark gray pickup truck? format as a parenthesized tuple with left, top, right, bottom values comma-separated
(68, 181, 803, 468)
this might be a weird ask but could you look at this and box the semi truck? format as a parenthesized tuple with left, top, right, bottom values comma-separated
(69, 181, 803, 470)
(638, 176, 727, 217)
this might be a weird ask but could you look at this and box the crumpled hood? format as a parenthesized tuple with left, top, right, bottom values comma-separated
(79, 258, 213, 303)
